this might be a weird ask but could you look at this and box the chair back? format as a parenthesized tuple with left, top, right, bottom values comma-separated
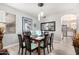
(23, 31, 31, 36)
(50, 33, 54, 44)
(18, 34, 23, 47)
(23, 31, 31, 50)
(50, 33, 54, 40)
(43, 33, 50, 47)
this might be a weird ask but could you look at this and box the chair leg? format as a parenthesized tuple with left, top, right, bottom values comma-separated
(50, 44, 52, 52)
(25, 48, 27, 55)
(18, 47, 20, 54)
(51, 43, 54, 50)
(30, 51, 31, 55)
(37, 49, 39, 55)
(37, 48, 38, 52)
(29, 49, 31, 55)
(43, 48, 45, 55)
(21, 48, 23, 55)
(47, 46, 49, 54)
(52, 43, 54, 50)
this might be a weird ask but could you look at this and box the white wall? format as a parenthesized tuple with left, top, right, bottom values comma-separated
(40, 15, 62, 41)
(77, 15, 79, 33)
(0, 4, 37, 47)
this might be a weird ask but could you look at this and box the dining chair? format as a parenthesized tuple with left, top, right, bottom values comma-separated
(40, 33, 50, 55)
(24, 31, 38, 55)
(48, 33, 54, 52)
(18, 34, 26, 55)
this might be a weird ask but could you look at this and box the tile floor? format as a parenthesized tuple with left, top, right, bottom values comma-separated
(5, 37, 76, 55)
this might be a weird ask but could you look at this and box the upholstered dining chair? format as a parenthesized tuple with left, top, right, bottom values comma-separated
(23, 31, 38, 55)
(40, 33, 50, 55)
(18, 34, 26, 55)
(48, 33, 54, 52)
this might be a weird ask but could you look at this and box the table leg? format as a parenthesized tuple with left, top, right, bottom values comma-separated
(38, 41, 40, 55)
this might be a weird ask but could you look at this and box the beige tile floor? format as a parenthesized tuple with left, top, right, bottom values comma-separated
(6, 37, 76, 55)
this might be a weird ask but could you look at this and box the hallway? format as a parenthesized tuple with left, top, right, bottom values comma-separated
(52, 37, 76, 55)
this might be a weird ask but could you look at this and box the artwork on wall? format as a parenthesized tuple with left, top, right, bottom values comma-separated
(0, 10, 16, 33)
(22, 17, 32, 32)
(5, 13, 16, 33)
(41, 21, 56, 31)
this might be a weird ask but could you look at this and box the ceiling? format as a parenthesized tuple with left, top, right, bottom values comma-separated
(3, 3, 79, 18)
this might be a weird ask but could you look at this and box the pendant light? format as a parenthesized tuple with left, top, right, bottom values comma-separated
(38, 3, 44, 21)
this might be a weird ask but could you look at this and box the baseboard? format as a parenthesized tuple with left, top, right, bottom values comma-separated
(3, 43, 19, 49)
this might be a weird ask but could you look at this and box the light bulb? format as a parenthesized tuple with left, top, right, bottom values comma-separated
(38, 14, 41, 21)
(40, 12, 44, 17)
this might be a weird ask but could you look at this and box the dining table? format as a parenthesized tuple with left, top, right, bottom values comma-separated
(31, 36, 44, 55)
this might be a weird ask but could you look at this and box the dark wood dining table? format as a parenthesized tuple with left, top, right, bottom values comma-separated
(31, 36, 44, 55)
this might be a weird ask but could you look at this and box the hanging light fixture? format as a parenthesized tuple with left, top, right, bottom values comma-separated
(38, 3, 44, 7)
(38, 3, 44, 21)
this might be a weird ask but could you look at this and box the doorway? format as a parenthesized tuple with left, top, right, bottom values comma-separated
(61, 14, 77, 39)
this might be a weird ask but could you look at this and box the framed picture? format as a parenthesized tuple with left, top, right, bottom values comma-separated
(41, 21, 56, 31)
(22, 17, 32, 32)
(5, 13, 16, 33)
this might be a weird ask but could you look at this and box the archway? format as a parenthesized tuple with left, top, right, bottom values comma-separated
(61, 14, 77, 39)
